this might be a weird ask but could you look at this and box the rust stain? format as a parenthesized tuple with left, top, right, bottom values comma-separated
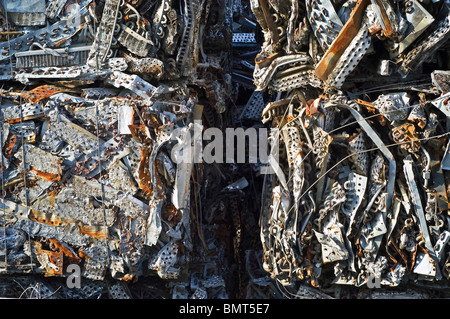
(28, 209, 75, 226)
(121, 274, 134, 281)
(49, 238, 82, 263)
(128, 124, 152, 145)
(34, 241, 64, 276)
(392, 123, 420, 153)
(21, 85, 67, 104)
(255, 51, 283, 68)
(7, 118, 22, 124)
(49, 190, 56, 207)
(3, 133, 17, 159)
(78, 249, 89, 259)
(356, 99, 386, 126)
(306, 97, 323, 116)
(368, 25, 382, 36)
(138, 146, 153, 196)
(315, 0, 370, 81)
(355, 99, 374, 110)
(348, 132, 360, 143)
(54, 23, 86, 48)
(162, 204, 180, 227)
(408, 116, 426, 129)
(374, 0, 395, 38)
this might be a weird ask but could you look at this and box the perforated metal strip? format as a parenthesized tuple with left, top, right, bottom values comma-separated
(87, 0, 121, 68)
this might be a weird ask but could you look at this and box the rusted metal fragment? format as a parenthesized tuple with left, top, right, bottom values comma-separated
(392, 123, 420, 153)
(28, 209, 77, 226)
(10, 122, 37, 144)
(3, 133, 17, 159)
(371, 0, 397, 39)
(31, 168, 61, 182)
(2, 102, 44, 124)
(406, 104, 426, 129)
(138, 146, 153, 196)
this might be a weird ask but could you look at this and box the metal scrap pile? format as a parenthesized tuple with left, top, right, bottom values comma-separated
(254, 0, 450, 295)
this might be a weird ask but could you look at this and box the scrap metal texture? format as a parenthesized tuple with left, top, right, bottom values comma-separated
(0, 0, 449, 301)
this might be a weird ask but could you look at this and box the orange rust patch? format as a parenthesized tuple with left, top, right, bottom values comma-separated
(21, 85, 66, 104)
(374, 0, 395, 38)
(34, 241, 64, 276)
(128, 124, 144, 137)
(7, 118, 22, 124)
(54, 23, 85, 47)
(28, 209, 75, 226)
(356, 99, 386, 126)
(255, 51, 283, 68)
(356, 99, 374, 110)
(121, 274, 134, 281)
(138, 146, 153, 196)
(369, 25, 383, 36)
(3, 133, 17, 159)
(78, 250, 89, 259)
(162, 204, 181, 227)
(128, 124, 152, 145)
(306, 98, 322, 116)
